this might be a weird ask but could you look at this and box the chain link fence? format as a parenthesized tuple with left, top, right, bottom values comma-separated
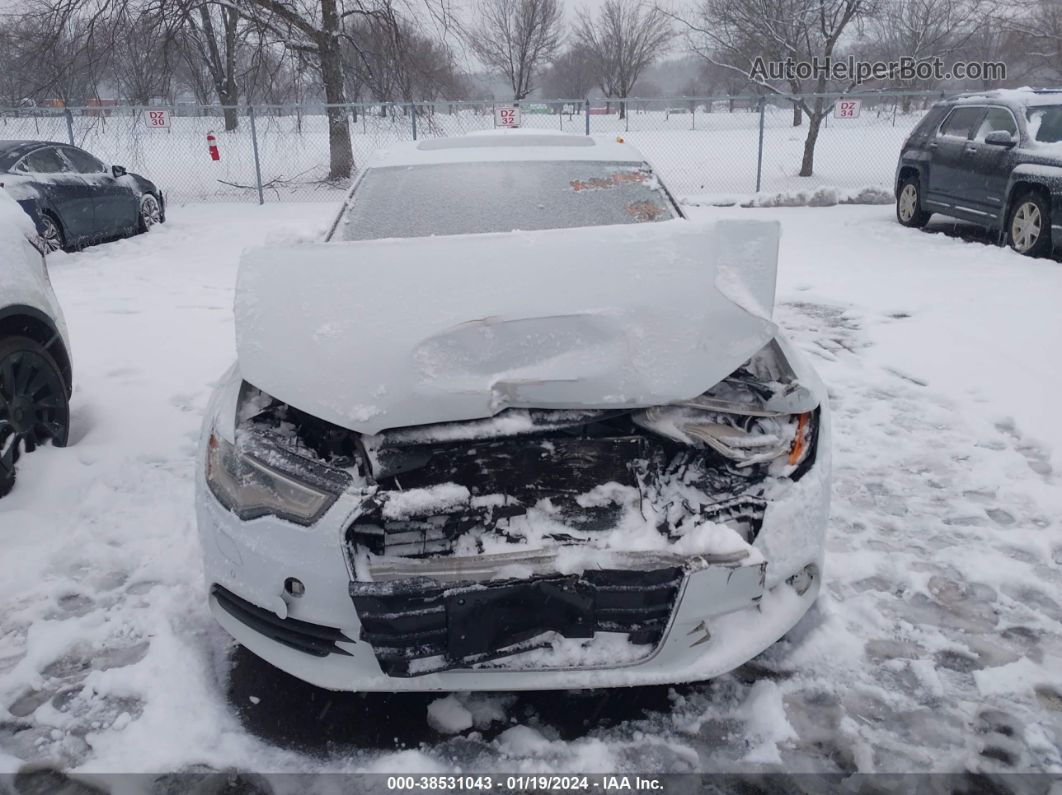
(0, 92, 946, 204)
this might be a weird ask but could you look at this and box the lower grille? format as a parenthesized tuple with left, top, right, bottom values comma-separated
(349, 567, 682, 676)
(212, 585, 353, 658)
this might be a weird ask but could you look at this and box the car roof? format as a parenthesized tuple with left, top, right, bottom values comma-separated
(936, 88, 1062, 112)
(366, 129, 649, 169)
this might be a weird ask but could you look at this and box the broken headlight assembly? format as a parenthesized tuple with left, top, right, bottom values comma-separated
(634, 404, 814, 470)
(206, 430, 350, 525)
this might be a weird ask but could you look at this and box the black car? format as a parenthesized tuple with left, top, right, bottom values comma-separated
(895, 89, 1062, 257)
(0, 140, 164, 252)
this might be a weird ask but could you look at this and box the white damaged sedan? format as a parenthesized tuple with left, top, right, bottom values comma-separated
(196, 130, 831, 691)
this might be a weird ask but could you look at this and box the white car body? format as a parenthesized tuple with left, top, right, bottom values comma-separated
(0, 191, 71, 394)
(196, 131, 830, 691)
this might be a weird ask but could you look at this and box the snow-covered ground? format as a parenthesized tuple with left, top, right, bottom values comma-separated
(1, 201, 1061, 779)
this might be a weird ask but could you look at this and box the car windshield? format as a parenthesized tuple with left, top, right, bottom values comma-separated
(337, 160, 678, 241)
(1026, 105, 1062, 143)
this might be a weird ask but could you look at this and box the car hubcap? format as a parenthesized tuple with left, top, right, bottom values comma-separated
(1012, 202, 1042, 252)
(898, 184, 918, 222)
(40, 218, 61, 252)
(0, 350, 69, 481)
(141, 196, 161, 228)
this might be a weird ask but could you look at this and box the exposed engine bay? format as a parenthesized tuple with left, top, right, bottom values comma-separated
(213, 341, 821, 675)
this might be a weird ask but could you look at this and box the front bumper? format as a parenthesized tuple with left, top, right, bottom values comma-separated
(195, 388, 830, 691)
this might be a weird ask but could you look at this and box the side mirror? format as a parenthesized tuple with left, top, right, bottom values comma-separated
(984, 131, 1017, 148)
(112, 165, 127, 177)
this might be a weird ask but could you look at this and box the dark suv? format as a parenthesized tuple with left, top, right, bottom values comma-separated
(895, 89, 1062, 257)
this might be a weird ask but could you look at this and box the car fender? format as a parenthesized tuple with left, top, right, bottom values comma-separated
(1004, 164, 1062, 227)
(894, 150, 931, 196)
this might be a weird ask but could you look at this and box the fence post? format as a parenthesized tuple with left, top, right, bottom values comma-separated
(584, 98, 590, 135)
(64, 108, 74, 145)
(755, 96, 766, 194)
(411, 103, 417, 140)
(248, 106, 265, 206)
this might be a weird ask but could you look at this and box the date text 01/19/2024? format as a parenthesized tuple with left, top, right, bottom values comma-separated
(385, 775, 665, 791)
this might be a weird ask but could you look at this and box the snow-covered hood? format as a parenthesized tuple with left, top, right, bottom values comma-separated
(234, 219, 780, 435)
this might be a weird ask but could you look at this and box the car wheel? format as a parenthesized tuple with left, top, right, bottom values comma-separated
(39, 214, 65, 253)
(0, 336, 71, 499)
(138, 193, 162, 233)
(1008, 192, 1052, 257)
(896, 176, 930, 228)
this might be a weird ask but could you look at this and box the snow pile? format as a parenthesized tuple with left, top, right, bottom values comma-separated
(380, 483, 471, 520)
(682, 185, 894, 208)
(426, 696, 473, 734)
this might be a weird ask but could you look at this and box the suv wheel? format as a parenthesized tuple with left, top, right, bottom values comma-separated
(1008, 192, 1052, 257)
(896, 176, 930, 228)
(0, 336, 71, 498)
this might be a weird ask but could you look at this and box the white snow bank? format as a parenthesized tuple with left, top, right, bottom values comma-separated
(683, 185, 893, 209)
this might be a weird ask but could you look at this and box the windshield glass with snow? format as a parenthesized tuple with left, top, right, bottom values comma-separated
(1026, 106, 1062, 143)
(338, 161, 678, 241)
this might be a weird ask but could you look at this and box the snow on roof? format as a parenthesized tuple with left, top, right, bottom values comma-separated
(950, 87, 1062, 108)
(366, 130, 647, 168)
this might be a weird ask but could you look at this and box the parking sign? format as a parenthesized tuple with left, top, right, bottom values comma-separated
(495, 105, 521, 128)
(144, 109, 170, 129)
(833, 99, 861, 119)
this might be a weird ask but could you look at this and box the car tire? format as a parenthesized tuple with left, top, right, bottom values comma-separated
(1007, 192, 1052, 257)
(138, 193, 163, 233)
(39, 213, 65, 253)
(0, 336, 71, 499)
(896, 175, 930, 228)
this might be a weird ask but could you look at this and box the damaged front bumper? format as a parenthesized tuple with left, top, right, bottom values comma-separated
(195, 355, 830, 691)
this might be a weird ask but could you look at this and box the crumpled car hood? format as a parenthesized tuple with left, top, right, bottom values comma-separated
(234, 219, 780, 435)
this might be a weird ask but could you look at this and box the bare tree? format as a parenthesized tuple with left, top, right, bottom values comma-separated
(573, 0, 671, 118)
(673, 0, 873, 175)
(1004, 0, 1062, 85)
(867, 0, 988, 106)
(541, 42, 597, 97)
(178, 5, 242, 128)
(466, 0, 563, 100)
(109, 8, 178, 103)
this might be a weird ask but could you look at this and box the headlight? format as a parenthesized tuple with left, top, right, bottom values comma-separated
(206, 431, 346, 525)
(633, 406, 816, 472)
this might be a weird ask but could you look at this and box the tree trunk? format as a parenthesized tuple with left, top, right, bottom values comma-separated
(221, 8, 239, 131)
(318, 38, 353, 180)
(799, 108, 826, 177)
(792, 102, 802, 126)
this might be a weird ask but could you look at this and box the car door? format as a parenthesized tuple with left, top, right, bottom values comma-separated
(966, 107, 1021, 219)
(925, 106, 987, 213)
(59, 146, 138, 236)
(13, 146, 96, 242)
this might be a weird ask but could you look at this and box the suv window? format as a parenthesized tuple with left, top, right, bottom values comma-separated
(938, 107, 984, 139)
(1027, 105, 1062, 143)
(338, 161, 679, 241)
(974, 108, 1018, 141)
(910, 107, 947, 139)
(61, 147, 106, 173)
(19, 147, 72, 174)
